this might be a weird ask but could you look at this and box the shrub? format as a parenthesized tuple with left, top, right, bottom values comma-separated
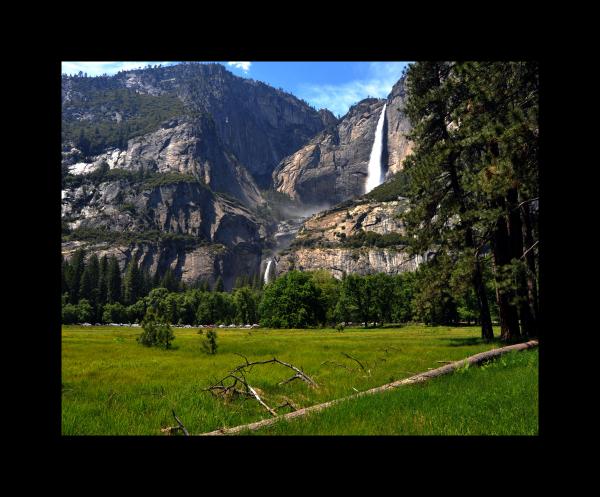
(137, 308, 175, 349)
(201, 330, 218, 354)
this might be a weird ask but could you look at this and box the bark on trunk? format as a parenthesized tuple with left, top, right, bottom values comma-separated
(492, 212, 521, 341)
(507, 188, 535, 337)
(521, 200, 539, 335)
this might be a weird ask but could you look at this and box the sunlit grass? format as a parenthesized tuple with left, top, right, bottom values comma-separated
(62, 324, 515, 435)
(242, 349, 538, 435)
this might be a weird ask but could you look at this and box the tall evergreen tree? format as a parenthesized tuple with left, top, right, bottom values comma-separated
(160, 268, 179, 293)
(214, 276, 224, 293)
(403, 61, 495, 340)
(67, 248, 86, 304)
(450, 61, 539, 340)
(123, 257, 142, 305)
(97, 255, 109, 305)
(106, 255, 122, 304)
(80, 253, 99, 302)
(61, 255, 70, 299)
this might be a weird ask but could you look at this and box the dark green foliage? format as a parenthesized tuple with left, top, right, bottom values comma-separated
(66, 248, 86, 304)
(141, 172, 198, 190)
(102, 302, 128, 323)
(364, 171, 410, 202)
(200, 330, 218, 355)
(341, 230, 409, 248)
(137, 308, 175, 349)
(259, 271, 326, 328)
(123, 258, 142, 305)
(106, 255, 122, 304)
(233, 286, 259, 324)
(213, 276, 224, 293)
(160, 268, 180, 293)
(62, 89, 185, 156)
(412, 255, 459, 326)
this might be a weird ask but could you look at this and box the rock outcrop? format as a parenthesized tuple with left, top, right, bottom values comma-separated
(272, 77, 413, 207)
(62, 178, 265, 289)
(65, 116, 264, 208)
(384, 76, 413, 177)
(62, 63, 329, 187)
(275, 198, 429, 279)
(273, 98, 387, 207)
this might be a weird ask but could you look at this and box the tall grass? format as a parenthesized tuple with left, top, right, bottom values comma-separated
(242, 349, 538, 435)
(62, 325, 514, 435)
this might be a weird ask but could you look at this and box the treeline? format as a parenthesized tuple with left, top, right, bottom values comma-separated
(62, 248, 495, 328)
(401, 61, 539, 342)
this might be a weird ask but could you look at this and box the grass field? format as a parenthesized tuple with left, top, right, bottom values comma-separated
(242, 349, 538, 435)
(61, 324, 537, 435)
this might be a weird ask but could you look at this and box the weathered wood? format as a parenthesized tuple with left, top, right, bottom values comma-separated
(172, 409, 189, 436)
(199, 339, 538, 436)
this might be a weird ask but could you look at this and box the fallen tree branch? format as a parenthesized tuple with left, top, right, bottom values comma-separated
(161, 409, 190, 436)
(341, 352, 368, 375)
(200, 339, 539, 436)
(228, 357, 318, 388)
(204, 356, 317, 417)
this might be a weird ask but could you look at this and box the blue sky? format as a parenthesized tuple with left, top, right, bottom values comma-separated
(61, 61, 411, 117)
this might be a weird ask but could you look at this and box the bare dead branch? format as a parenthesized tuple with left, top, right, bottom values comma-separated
(521, 240, 539, 260)
(341, 352, 367, 373)
(172, 409, 189, 436)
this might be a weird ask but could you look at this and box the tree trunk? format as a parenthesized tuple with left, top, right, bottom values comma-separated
(446, 149, 494, 342)
(520, 200, 539, 336)
(492, 212, 521, 341)
(507, 188, 535, 337)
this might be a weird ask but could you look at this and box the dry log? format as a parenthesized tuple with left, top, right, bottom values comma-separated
(200, 339, 539, 436)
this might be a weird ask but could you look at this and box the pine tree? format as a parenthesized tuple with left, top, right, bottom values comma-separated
(449, 61, 539, 340)
(160, 268, 179, 293)
(80, 253, 99, 302)
(67, 248, 86, 304)
(403, 61, 495, 340)
(97, 255, 109, 305)
(106, 255, 122, 304)
(214, 276, 224, 292)
(123, 257, 142, 305)
(61, 255, 69, 298)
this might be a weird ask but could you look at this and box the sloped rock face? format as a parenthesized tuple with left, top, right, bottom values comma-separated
(277, 247, 420, 279)
(273, 98, 386, 207)
(64, 117, 264, 209)
(62, 179, 265, 289)
(384, 76, 413, 177)
(272, 78, 413, 207)
(276, 198, 424, 279)
(73, 63, 329, 187)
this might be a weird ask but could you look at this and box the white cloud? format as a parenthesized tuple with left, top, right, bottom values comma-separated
(227, 61, 252, 72)
(297, 62, 409, 118)
(61, 61, 175, 76)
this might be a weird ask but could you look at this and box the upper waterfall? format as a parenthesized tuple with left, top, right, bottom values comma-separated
(365, 103, 387, 193)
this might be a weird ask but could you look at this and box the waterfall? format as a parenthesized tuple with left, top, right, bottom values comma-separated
(365, 103, 387, 194)
(264, 260, 273, 285)
(264, 258, 278, 285)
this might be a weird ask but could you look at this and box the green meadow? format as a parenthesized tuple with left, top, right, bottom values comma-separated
(61, 325, 537, 435)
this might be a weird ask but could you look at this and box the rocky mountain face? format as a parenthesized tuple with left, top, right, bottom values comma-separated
(273, 98, 386, 207)
(61, 63, 414, 288)
(384, 77, 413, 177)
(272, 76, 412, 208)
(62, 63, 333, 289)
(274, 197, 427, 278)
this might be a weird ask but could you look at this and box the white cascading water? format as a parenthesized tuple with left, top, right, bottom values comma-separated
(264, 258, 277, 285)
(264, 260, 272, 285)
(365, 103, 387, 194)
